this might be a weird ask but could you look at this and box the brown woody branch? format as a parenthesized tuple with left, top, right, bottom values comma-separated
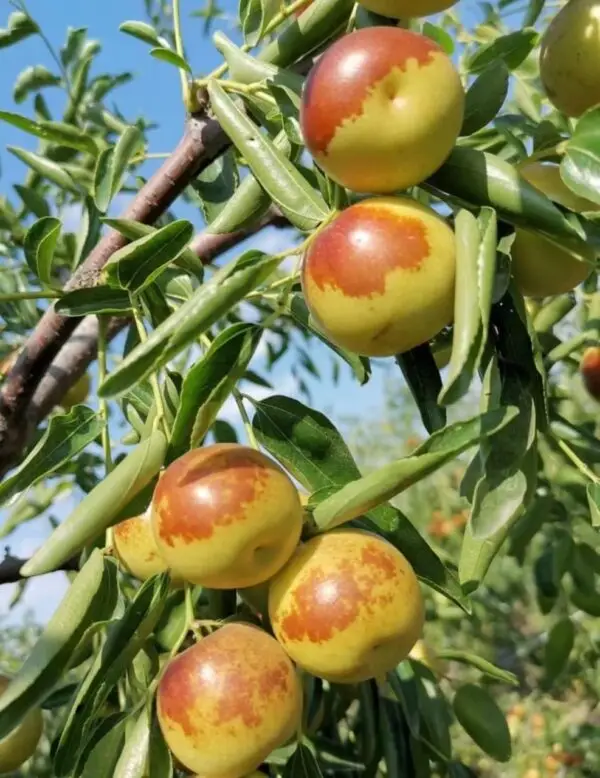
(0, 549, 79, 586)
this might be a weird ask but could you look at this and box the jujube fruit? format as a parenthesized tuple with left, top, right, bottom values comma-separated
(157, 623, 302, 777)
(300, 26, 464, 193)
(0, 675, 43, 774)
(511, 162, 596, 298)
(581, 346, 600, 401)
(59, 373, 91, 411)
(268, 529, 425, 683)
(540, 0, 600, 117)
(301, 197, 456, 357)
(113, 511, 176, 583)
(357, 0, 457, 20)
(409, 638, 447, 677)
(151, 444, 303, 589)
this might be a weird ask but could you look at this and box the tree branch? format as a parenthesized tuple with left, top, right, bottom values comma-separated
(0, 549, 78, 586)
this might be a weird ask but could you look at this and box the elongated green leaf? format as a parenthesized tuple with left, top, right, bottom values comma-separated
(79, 715, 128, 778)
(14, 184, 49, 218)
(54, 574, 170, 776)
(0, 111, 98, 154)
(396, 344, 445, 434)
(0, 551, 117, 739)
(0, 11, 38, 49)
(114, 704, 151, 778)
(588, 482, 600, 527)
(75, 195, 103, 267)
(461, 63, 509, 136)
(453, 684, 511, 763)
(99, 251, 281, 398)
(94, 126, 144, 212)
(436, 650, 518, 686)
(544, 618, 575, 686)
(193, 149, 239, 224)
(55, 286, 132, 316)
(168, 322, 262, 461)
(7, 146, 80, 193)
(102, 219, 194, 293)
(21, 429, 167, 576)
(13, 66, 60, 104)
(23, 216, 61, 287)
(208, 81, 329, 231)
(213, 31, 304, 91)
(240, 0, 279, 46)
(466, 28, 538, 73)
(379, 695, 411, 776)
(439, 208, 497, 406)
(119, 20, 164, 46)
(0, 406, 104, 507)
(283, 743, 324, 777)
(150, 47, 192, 72)
(561, 107, 600, 207)
(313, 406, 518, 530)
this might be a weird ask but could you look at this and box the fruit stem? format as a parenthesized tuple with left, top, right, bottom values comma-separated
(172, 0, 190, 107)
(555, 438, 600, 484)
(0, 290, 62, 302)
(233, 389, 260, 449)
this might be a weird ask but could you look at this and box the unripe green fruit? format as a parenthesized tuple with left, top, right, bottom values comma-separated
(511, 162, 596, 298)
(302, 197, 456, 357)
(0, 675, 43, 774)
(540, 0, 600, 117)
(357, 0, 457, 19)
(60, 373, 91, 410)
(300, 26, 464, 194)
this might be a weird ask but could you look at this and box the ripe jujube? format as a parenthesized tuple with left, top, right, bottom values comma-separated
(269, 529, 425, 683)
(0, 675, 43, 774)
(302, 197, 456, 357)
(300, 26, 464, 194)
(113, 510, 176, 583)
(151, 444, 303, 589)
(157, 623, 302, 778)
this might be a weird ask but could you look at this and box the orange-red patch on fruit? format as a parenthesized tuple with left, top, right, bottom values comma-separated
(158, 650, 199, 736)
(279, 540, 399, 643)
(154, 445, 273, 546)
(581, 346, 600, 399)
(301, 27, 437, 155)
(304, 202, 429, 298)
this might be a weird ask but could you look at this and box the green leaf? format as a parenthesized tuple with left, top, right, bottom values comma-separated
(119, 20, 163, 47)
(114, 704, 151, 778)
(169, 322, 262, 461)
(55, 286, 132, 316)
(378, 695, 412, 776)
(23, 216, 61, 287)
(0, 111, 98, 155)
(213, 31, 304, 90)
(208, 80, 329, 231)
(193, 149, 240, 224)
(13, 66, 60, 104)
(466, 28, 539, 73)
(149, 47, 192, 72)
(561, 107, 600, 207)
(21, 429, 167, 577)
(60, 27, 87, 67)
(7, 146, 80, 193)
(287, 293, 370, 386)
(439, 208, 497, 406)
(436, 650, 518, 686)
(0, 406, 104, 507)
(396, 344, 446, 434)
(240, 0, 279, 47)
(0, 11, 38, 49)
(544, 618, 575, 686)
(93, 125, 144, 212)
(461, 63, 509, 136)
(79, 715, 128, 778)
(13, 184, 49, 218)
(99, 251, 281, 398)
(282, 743, 324, 777)
(453, 684, 512, 763)
(54, 574, 170, 777)
(0, 550, 117, 739)
(147, 715, 173, 778)
(587, 482, 600, 527)
(102, 219, 194, 293)
(312, 406, 518, 530)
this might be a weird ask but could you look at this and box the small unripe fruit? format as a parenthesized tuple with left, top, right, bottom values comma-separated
(300, 26, 464, 193)
(269, 529, 424, 683)
(302, 197, 455, 357)
(0, 675, 43, 774)
(540, 0, 600, 117)
(511, 163, 596, 298)
(581, 346, 600, 401)
(357, 0, 457, 19)
(157, 623, 302, 778)
(113, 511, 173, 582)
(151, 444, 303, 589)
(60, 373, 91, 410)
(408, 639, 446, 677)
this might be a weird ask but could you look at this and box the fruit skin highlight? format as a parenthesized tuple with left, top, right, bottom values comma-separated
(511, 162, 596, 298)
(358, 0, 457, 19)
(151, 444, 303, 589)
(302, 197, 456, 357)
(269, 529, 425, 684)
(300, 26, 464, 194)
(581, 346, 600, 401)
(540, 0, 600, 117)
(0, 675, 43, 774)
(113, 511, 174, 582)
(156, 623, 302, 778)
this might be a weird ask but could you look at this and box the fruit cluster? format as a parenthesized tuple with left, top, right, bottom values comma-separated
(112, 443, 424, 777)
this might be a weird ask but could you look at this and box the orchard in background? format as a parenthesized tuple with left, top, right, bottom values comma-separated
(0, 0, 599, 777)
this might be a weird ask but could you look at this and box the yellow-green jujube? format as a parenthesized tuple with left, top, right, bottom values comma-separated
(358, 0, 457, 19)
(0, 675, 43, 774)
(540, 0, 600, 117)
(113, 511, 178, 583)
(511, 162, 597, 298)
(59, 373, 91, 411)
(300, 26, 464, 194)
(301, 197, 456, 357)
